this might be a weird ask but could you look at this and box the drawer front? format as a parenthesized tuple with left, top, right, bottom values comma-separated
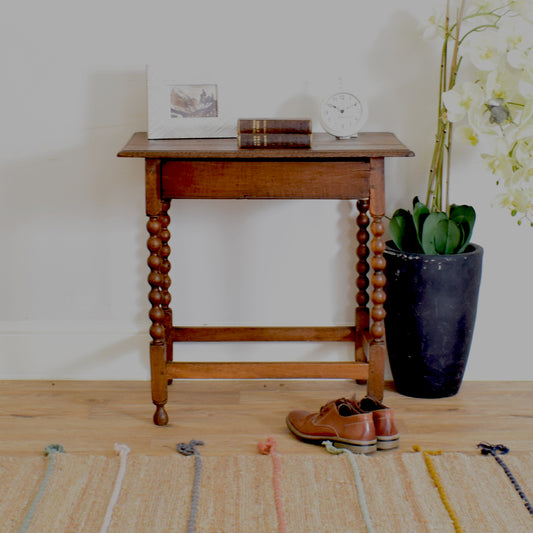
(161, 160, 370, 199)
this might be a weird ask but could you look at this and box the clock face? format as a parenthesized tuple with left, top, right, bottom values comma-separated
(320, 92, 368, 138)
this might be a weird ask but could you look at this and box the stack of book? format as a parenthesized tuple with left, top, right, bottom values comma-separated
(237, 119, 312, 149)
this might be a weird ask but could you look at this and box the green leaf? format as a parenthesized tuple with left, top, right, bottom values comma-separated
(412, 199, 430, 246)
(389, 209, 423, 253)
(422, 215, 462, 255)
(420, 212, 447, 254)
(435, 219, 461, 254)
(450, 204, 476, 253)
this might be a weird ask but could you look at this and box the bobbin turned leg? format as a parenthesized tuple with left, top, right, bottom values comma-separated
(367, 158, 387, 401)
(355, 199, 370, 365)
(147, 214, 169, 426)
(158, 202, 174, 385)
(369, 215, 386, 401)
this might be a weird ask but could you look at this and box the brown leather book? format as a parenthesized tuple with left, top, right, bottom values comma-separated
(237, 119, 312, 134)
(238, 133, 312, 149)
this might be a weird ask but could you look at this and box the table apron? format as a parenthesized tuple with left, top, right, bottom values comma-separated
(161, 160, 371, 199)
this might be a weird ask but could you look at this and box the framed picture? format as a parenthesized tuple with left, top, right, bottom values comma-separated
(147, 66, 237, 139)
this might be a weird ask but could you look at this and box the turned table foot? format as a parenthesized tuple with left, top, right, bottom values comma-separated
(153, 403, 169, 426)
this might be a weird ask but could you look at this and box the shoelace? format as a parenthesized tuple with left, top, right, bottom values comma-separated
(319, 398, 357, 416)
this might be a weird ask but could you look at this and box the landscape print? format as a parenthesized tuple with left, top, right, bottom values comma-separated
(169, 84, 218, 118)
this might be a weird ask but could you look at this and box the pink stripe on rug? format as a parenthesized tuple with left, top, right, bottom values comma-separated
(258, 437, 287, 533)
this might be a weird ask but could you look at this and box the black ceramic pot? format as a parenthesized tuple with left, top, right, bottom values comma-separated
(384, 242, 483, 398)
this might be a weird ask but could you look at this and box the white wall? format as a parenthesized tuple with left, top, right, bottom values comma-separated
(1, 0, 531, 380)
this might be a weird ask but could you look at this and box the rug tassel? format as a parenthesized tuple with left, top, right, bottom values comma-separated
(478, 442, 533, 518)
(177, 440, 204, 533)
(413, 446, 463, 533)
(258, 437, 287, 533)
(18, 444, 65, 533)
(99, 443, 130, 533)
(323, 440, 375, 533)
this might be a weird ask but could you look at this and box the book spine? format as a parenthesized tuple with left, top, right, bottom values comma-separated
(237, 119, 312, 134)
(238, 133, 312, 149)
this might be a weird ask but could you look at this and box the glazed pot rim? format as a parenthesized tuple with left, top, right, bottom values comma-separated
(385, 240, 483, 259)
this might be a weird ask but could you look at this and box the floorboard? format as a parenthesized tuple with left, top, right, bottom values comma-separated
(1, 380, 531, 456)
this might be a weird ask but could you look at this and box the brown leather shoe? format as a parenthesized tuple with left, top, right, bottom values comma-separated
(286, 397, 377, 454)
(355, 395, 400, 450)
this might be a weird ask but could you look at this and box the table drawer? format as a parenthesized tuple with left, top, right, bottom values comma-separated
(161, 160, 370, 199)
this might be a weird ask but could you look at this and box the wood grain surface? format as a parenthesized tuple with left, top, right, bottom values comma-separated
(2, 380, 531, 456)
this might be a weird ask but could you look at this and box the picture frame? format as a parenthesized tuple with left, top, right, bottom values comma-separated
(147, 65, 237, 139)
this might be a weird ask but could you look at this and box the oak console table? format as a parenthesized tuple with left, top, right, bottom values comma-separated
(118, 132, 413, 425)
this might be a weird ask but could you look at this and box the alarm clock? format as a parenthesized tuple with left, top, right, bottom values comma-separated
(319, 91, 368, 139)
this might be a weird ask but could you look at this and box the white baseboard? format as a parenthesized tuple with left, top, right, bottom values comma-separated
(0, 321, 149, 380)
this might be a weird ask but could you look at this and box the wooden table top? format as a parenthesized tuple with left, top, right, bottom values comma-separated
(118, 132, 414, 160)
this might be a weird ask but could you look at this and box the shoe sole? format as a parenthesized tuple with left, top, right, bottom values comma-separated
(286, 416, 377, 454)
(377, 435, 400, 450)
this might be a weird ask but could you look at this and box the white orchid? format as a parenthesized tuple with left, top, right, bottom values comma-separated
(495, 184, 533, 223)
(457, 125, 480, 145)
(464, 31, 502, 71)
(481, 137, 515, 178)
(426, 0, 533, 224)
(500, 18, 533, 54)
(514, 136, 533, 168)
(443, 82, 485, 122)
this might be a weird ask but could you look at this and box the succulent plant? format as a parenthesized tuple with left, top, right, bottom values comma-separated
(389, 197, 475, 255)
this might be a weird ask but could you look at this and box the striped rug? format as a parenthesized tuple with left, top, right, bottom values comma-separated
(2, 442, 532, 532)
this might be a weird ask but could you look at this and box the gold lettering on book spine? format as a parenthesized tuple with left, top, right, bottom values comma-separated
(252, 120, 268, 134)
(251, 134, 268, 146)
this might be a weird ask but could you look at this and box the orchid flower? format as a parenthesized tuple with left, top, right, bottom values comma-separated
(425, 0, 533, 224)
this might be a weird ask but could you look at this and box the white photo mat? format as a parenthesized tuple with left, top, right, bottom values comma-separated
(147, 65, 239, 139)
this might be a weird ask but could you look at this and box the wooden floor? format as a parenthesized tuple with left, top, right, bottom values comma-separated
(1, 380, 531, 457)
